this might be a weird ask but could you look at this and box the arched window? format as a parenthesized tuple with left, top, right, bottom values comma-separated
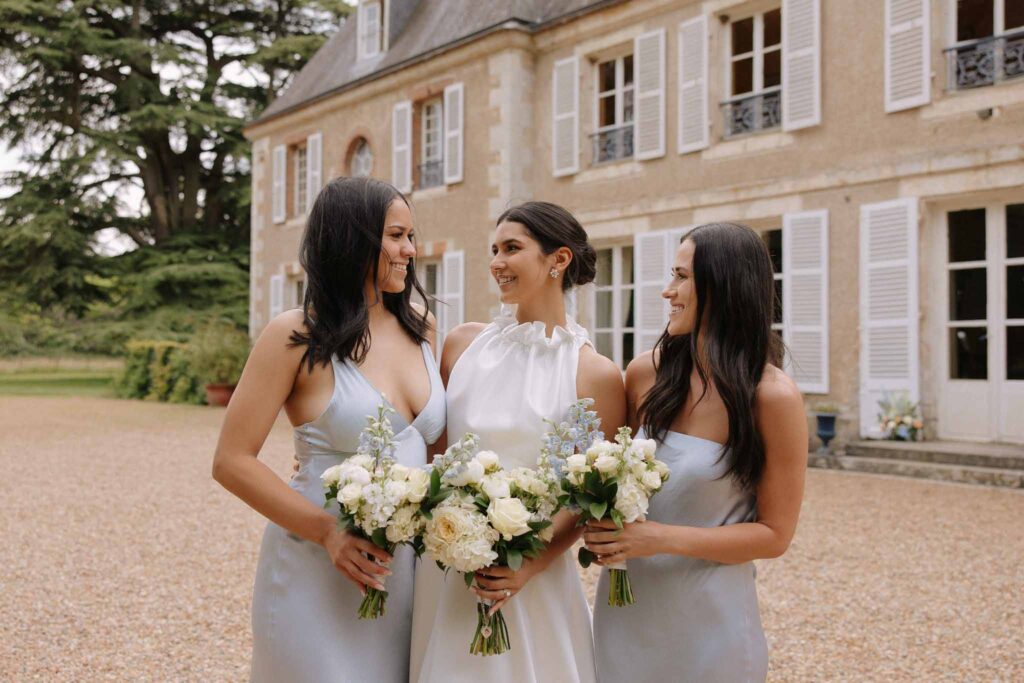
(349, 137, 373, 177)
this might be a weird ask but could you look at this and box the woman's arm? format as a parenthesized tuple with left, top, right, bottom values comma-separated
(212, 312, 391, 591)
(475, 345, 627, 611)
(585, 369, 807, 565)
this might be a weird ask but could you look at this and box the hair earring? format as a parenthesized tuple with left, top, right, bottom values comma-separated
(549, 268, 559, 279)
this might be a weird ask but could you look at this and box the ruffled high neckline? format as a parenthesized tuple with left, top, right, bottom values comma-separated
(492, 313, 590, 349)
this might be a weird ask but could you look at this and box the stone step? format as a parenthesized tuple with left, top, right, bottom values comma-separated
(808, 454, 1024, 489)
(844, 440, 1024, 470)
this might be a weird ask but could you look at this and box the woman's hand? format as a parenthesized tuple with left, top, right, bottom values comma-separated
(583, 518, 669, 566)
(473, 559, 542, 615)
(322, 527, 393, 594)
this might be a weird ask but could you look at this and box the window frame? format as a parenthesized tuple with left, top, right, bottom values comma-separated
(293, 144, 308, 218)
(421, 98, 444, 165)
(589, 244, 636, 370)
(350, 138, 373, 177)
(726, 7, 782, 99)
(358, 1, 383, 60)
(593, 54, 636, 133)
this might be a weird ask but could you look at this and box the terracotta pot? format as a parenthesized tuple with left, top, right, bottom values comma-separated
(204, 383, 236, 407)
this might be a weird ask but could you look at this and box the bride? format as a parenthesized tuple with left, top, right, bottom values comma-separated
(411, 201, 626, 683)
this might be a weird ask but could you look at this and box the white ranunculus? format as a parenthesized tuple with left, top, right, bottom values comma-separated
(565, 453, 589, 473)
(475, 450, 501, 470)
(641, 469, 663, 491)
(613, 481, 649, 523)
(593, 453, 621, 475)
(481, 473, 511, 500)
(339, 482, 363, 508)
(447, 459, 485, 487)
(405, 467, 430, 503)
(488, 497, 532, 540)
(632, 438, 658, 460)
(321, 465, 343, 487)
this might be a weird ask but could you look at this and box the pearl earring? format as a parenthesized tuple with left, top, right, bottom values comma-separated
(549, 268, 559, 279)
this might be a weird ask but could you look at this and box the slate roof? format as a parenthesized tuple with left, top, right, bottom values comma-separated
(252, 0, 621, 125)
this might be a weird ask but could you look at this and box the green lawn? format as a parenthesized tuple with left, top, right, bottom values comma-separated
(0, 368, 117, 397)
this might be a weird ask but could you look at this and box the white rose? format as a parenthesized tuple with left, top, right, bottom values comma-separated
(447, 459, 485, 487)
(321, 465, 343, 488)
(475, 450, 501, 470)
(613, 482, 649, 523)
(641, 469, 663, 491)
(389, 464, 410, 481)
(339, 482, 363, 508)
(565, 453, 589, 473)
(632, 438, 658, 460)
(653, 459, 670, 479)
(405, 468, 430, 503)
(346, 454, 374, 470)
(586, 440, 615, 462)
(342, 466, 371, 486)
(593, 453, 620, 475)
(567, 469, 586, 487)
(488, 497, 532, 540)
(481, 474, 511, 500)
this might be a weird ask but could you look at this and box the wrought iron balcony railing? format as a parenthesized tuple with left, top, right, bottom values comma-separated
(417, 160, 444, 190)
(944, 29, 1024, 90)
(721, 87, 782, 138)
(590, 124, 634, 165)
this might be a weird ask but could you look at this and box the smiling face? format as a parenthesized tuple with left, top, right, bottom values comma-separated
(663, 238, 699, 336)
(372, 198, 416, 293)
(489, 221, 562, 304)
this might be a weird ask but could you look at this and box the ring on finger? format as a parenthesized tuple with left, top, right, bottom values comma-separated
(503, 589, 511, 598)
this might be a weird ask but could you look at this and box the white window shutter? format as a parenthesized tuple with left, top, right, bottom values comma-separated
(442, 250, 465, 335)
(269, 274, 284, 319)
(634, 229, 672, 353)
(782, 0, 822, 131)
(306, 132, 322, 212)
(634, 28, 666, 160)
(885, 0, 931, 112)
(391, 100, 412, 193)
(552, 56, 579, 177)
(859, 198, 920, 437)
(271, 144, 286, 224)
(783, 210, 829, 393)
(443, 82, 464, 185)
(678, 15, 709, 154)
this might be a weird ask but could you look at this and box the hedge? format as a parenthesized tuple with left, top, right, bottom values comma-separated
(114, 340, 205, 405)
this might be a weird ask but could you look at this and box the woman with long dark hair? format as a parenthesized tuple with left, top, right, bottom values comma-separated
(411, 202, 626, 682)
(212, 177, 446, 682)
(583, 223, 807, 682)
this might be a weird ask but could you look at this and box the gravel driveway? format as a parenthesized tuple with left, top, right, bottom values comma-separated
(2, 396, 1021, 681)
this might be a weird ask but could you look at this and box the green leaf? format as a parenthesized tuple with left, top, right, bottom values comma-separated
(429, 468, 441, 496)
(609, 508, 624, 529)
(589, 501, 608, 520)
(371, 528, 388, 548)
(506, 548, 523, 571)
(463, 571, 475, 588)
(578, 546, 596, 568)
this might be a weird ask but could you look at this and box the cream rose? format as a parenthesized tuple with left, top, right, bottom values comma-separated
(405, 467, 430, 503)
(447, 459, 485, 487)
(481, 474, 511, 500)
(475, 450, 501, 470)
(488, 497, 532, 540)
(632, 438, 658, 460)
(339, 482, 363, 508)
(641, 469, 663, 491)
(593, 453, 620, 475)
(565, 453, 589, 473)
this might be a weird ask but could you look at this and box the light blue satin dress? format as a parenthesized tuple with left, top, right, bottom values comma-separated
(250, 342, 445, 683)
(593, 430, 769, 683)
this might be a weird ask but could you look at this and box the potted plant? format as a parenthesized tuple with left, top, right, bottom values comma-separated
(811, 403, 840, 453)
(187, 321, 251, 407)
(876, 393, 924, 441)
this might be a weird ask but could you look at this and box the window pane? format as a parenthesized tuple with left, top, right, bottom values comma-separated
(949, 268, 987, 320)
(596, 249, 613, 286)
(596, 290, 613, 328)
(763, 229, 783, 273)
(1008, 326, 1024, 380)
(622, 333, 635, 367)
(957, 0, 994, 41)
(621, 246, 634, 284)
(732, 57, 754, 95)
(773, 278, 783, 324)
(624, 55, 634, 85)
(425, 264, 438, 296)
(600, 95, 616, 128)
(950, 326, 988, 379)
(595, 332, 614, 359)
(599, 61, 616, 93)
(1008, 265, 1024, 319)
(732, 17, 754, 55)
(764, 9, 782, 47)
(620, 289, 634, 328)
(1008, 204, 1024, 258)
(623, 89, 634, 124)
(948, 208, 986, 262)
(1007, 1, 1024, 31)
(763, 49, 781, 89)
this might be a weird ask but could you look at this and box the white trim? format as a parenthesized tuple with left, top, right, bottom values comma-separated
(634, 28, 666, 160)
(884, 0, 931, 112)
(271, 144, 286, 224)
(589, 245, 637, 369)
(678, 14, 710, 154)
(306, 132, 322, 213)
(552, 56, 580, 177)
(443, 82, 465, 185)
(782, 0, 822, 131)
(269, 273, 284, 320)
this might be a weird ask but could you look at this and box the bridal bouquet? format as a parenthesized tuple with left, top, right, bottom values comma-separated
(321, 402, 430, 619)
(551, 399, 669, 606)
(420, 433, 560, 655)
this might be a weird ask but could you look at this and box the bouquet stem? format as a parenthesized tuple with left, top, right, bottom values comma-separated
(607, 564, 635, 607)
(358, 586, 388, 619)
(470, 599, 510, 655)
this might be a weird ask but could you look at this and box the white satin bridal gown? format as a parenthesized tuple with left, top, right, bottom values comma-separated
(410, 312, 597, 683)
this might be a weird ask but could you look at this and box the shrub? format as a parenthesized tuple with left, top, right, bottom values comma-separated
(185, 321, 251, 386)
(114, 340, 204, 404)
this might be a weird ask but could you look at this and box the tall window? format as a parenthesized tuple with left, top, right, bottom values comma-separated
(293, 145, 308, 217)
(358, 1, 383, 60)
(947, 0, 1024, 89)
(592, 55, 635, 163)
(763, 229, 784, 341)
(417, 99, 444, 189)
(350, 138, 373, 177)
(724, 8, 782, 136)
(591, 246, 635, 369)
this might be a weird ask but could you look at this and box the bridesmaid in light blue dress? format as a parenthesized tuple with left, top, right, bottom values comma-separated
(585, 223, 808, 682)
(213, 177, 444, 682)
